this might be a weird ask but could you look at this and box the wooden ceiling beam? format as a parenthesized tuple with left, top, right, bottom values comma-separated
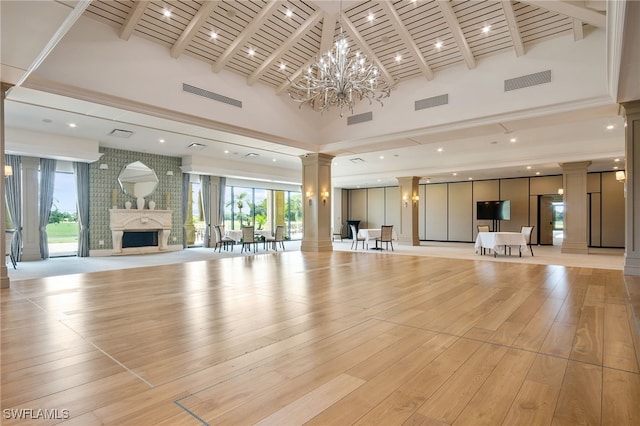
(120, 0, 148, 41)
(170, 1, 221, 59)
(276, 12, 337, 95)
(519, 1, 605, 28)
(340, 12, 395, 86)
(437, 0, 476, 70)
(212, 0, 279, 73)
(378, 1, 434, 80)
(501, 0, 524, 57)
(248, 10, 322, 86)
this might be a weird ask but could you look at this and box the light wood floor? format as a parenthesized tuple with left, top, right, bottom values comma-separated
(2, 251, 639, 425)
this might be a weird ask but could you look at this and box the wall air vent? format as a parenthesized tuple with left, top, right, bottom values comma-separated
(504, 70, 551, 92)
(183, 83, 242, 108)
(347, 111, 373, 125)
(108, 129, 134, 138)
(415, 94, 448, 111)
(350, 158, 365, 164)
(186, 143, 206, 151)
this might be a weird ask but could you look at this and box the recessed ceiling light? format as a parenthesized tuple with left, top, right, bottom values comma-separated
(279, 63, 286, 71)
(510, 138, 517, 143)
(614, 166, 619, 170)
(614, 158, 620, 162)
(437, 147, 443, 152)
(159, 139, 165, 143)
(368, 13, 374, 22)
(68, 123, 77, 128)
(535, 172, 540, 175)
(435, 41, 443, 49)
(163, 9, 171, 17)
(607, 125, 614, 130)
(224, 150, 229, 154)
(395, 54, 402, 62)
(482, 24, 491, 33)
(526, 166, 532, 170)
(452, 172, 457, 176)
(426, 179, 431, 183)
(272, 158, 277, 162)
(211, 31, 218, 39)
(377, 179, 381, 182)
(468, 177, 473, 180)
(285, 9, 293, 18)
(248, 48, 255, 56)
(379, 155, 384, 159)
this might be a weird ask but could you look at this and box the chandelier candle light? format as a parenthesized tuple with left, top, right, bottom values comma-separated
(287, 27, 391, 117)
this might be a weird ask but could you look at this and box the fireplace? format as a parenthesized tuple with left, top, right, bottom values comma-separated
(109, 209, 172, 255)
(122, 231, 159, 248)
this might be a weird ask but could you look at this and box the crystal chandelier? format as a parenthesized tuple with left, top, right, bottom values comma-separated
(287, 32, 391, 117)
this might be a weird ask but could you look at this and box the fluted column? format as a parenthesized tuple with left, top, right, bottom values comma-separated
(560, 161, 591, 254)
(397, 176, 420, 245)
(622, 100, 640, 275)
(301, 153, 334, 252)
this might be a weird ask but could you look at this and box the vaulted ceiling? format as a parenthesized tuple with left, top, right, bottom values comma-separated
(2, 0, 633, 188)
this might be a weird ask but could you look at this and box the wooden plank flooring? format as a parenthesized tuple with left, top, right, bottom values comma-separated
(1, 251, 639, 425)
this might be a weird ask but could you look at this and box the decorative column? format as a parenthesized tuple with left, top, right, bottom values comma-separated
(560, 161, 591, 254)
(622, 101, 640, 275)
(1, 83, 12, 288)
(21, 156, 40, 261)
(397, 176, 420, 245)
(301, 153, 334, 252)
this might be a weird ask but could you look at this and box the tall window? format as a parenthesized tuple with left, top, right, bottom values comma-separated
(47, 171, 78, 257)
(223, 185, 302, 240)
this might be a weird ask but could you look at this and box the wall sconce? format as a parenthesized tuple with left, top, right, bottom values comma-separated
(616, 170, 626, 182)
(557, 188, 564, 195)
(4, 165, 12, 178)
(306, 191, 313, 205)
(99, 163, 108, 170)
(403, 194, 408, 208)
(412, 194, 419, 205)
(322, 191, 329, 204)
(166, 170, 174, 176)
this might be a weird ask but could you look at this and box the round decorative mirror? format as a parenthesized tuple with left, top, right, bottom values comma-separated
(118, 161, 159, 199)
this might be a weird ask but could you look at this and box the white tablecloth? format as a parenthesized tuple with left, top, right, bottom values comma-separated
(475, 232, 528, 256)
(358, 228, 398, 243)
(226, 229, 272, 242)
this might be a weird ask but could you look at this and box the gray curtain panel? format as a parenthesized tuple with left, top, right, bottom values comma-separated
(73, 162, 90, 257)
(39, 158, 57, 259)
(200, 175, 211, 248)
(182, 173, 189, 248)
(218, 176, 226, 227)
(5, 155, 22, 262)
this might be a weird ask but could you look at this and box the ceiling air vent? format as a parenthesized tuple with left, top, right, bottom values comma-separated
(347, 111, 373, 126)
(183, 83, 242, 108)
(415, 94, 448, 111)
(504, 70, 551, 92)
(108, 129, 134, 138)
(244, 153, 259, 158)
(350, 158, 365, 164)
(186, 142, 206, 151)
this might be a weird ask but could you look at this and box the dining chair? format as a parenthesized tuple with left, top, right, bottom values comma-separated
(213, 225, 235, 252)
(332, 224, 343, 241)
(350, 224, 366, 250)
(477, 224, 490, 233)
(241, 226, 257, 253)
(476, 225, 491, 255)
(521, 225, 535, 256)
(376, 225, 394, 251)
(265, 225, 286, 251)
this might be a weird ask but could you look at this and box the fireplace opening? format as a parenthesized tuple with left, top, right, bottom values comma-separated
(122, 231, 159, 248)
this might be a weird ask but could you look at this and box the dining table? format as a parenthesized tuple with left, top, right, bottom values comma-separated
(475, 231, 528, 257)
(225, 229, 273, 247)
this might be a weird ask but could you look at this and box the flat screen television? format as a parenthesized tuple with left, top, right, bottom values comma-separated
(477, 200, 511, 220)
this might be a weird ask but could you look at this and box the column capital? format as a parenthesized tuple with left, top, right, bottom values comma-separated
(560, 161, 592, 172)
(300, 152, 334, 167)
(621, 100, 640, 116)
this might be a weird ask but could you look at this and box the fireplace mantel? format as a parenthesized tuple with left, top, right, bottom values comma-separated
(109, 209, 172, 254)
